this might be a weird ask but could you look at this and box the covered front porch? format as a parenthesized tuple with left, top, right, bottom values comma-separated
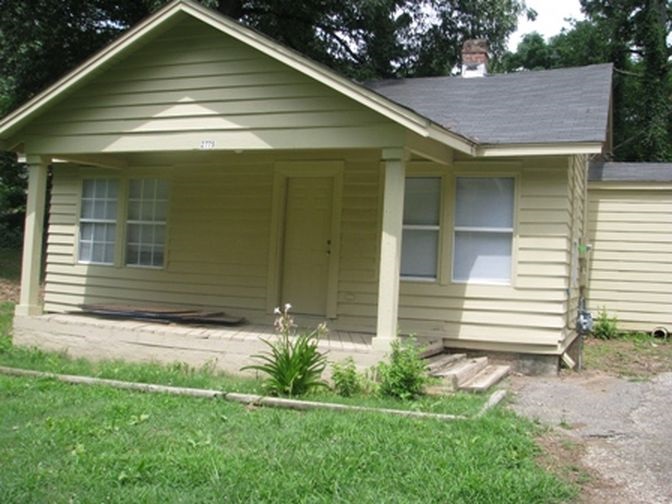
(14, 142, 450, 369)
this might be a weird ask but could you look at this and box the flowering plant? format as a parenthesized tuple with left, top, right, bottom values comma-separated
(242, 304, 328, 396)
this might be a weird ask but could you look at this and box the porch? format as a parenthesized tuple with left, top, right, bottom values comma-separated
(12, 312, 395, 373)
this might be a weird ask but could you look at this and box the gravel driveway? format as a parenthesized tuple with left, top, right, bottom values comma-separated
(510, 371, 672, 504)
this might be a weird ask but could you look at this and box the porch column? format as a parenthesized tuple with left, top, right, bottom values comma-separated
(373, 148, 407, 351)
(15, 156, 49, 317)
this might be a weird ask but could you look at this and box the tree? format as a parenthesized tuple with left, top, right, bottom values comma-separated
(632, 0, 671, 160)
(0, 0, 529, 242)
(499, 1, 672, 162)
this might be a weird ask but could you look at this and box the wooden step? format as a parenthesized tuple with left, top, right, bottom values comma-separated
(461, 365, 511, 393)
(419, 340, 445, 359)
(426, 353, 467, 375)
(433, 356, 489, 389)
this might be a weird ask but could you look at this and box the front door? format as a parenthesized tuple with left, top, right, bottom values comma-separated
(281, 177, 333, 316)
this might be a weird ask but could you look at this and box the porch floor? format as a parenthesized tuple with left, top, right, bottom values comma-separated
(13, 313, 385, 374)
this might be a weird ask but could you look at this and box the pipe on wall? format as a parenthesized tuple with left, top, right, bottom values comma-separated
(651, 327, 669, 340)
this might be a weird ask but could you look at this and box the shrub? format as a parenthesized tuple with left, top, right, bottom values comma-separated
(592, 308, 619, 340)
(377, 337, 429, 400)
(331, 358, 361, 397)
(242, 304, 328, 397)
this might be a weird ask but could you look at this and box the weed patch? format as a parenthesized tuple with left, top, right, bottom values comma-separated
(584, 332, 672, 378)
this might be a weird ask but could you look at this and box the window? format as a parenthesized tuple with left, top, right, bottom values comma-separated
(453, 177, 514, 284)
(401, 177, 441, 279)
(126, 179, 169, 267)
(79, 179, 118, 264)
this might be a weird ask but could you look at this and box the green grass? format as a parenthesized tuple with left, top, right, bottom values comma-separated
(0, 302, 576, 502)
(0, 375, 574, 503)
(0, 301, 13, 344)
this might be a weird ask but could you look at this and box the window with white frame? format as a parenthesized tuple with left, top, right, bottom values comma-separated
(126, 179, 169, 268)
(453, 177, 514, 284)
(401, 177, 441, 279)
(79, 179, 118, 265)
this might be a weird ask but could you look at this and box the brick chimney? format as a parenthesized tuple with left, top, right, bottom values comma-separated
(461, 39, 488, 78)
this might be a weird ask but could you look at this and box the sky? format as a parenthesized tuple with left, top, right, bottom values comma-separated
(508, 0, 585, 51)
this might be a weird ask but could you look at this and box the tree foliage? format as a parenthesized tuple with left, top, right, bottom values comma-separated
(0, 0, 528, 239)
(500, 0, 672, 162)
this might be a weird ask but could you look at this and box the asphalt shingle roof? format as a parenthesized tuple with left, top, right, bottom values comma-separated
(366, 64, 613, 145)
(589, 162, 672, 182)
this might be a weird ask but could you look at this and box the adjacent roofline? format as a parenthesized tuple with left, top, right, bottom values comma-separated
(477, 142, 604, 157)
(589, 161, 672, 183)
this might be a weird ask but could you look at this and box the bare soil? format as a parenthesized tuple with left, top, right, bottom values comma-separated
(584, 336, 672, 378)
(0, 279, 19, 303)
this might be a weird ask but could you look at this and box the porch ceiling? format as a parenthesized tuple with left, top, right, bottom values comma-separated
(50, 146, 441, 169)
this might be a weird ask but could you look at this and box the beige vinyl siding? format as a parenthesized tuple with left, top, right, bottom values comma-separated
(337, 156, 575, 353)
(44, 151, 385, 332)
(586, 184, 672, 332)
(45, 152, 579, 354)
(45, 162, 274, 320)
(401, 157, 572, 353)
(20, 16, 402, 154)
(563, 155, 588, 348)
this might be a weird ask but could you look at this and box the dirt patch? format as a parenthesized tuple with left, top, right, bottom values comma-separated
(534, 430, 614, 503)
(584, 336, 672, 378)
(0, 279, 19, 303)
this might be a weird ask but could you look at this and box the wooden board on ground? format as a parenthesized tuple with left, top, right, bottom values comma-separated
(79, 304, 246, 326)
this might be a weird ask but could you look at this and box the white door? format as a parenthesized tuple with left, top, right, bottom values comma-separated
(281, 177, 333, 316)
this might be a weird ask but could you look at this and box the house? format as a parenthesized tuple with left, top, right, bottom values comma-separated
(587, 162, 672, 337)
(0, 0, 613, 374)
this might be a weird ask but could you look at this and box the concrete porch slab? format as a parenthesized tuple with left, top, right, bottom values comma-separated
(12, 314, 386, 375)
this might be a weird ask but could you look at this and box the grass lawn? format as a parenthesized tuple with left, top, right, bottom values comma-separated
(583, 332, 672, 379)
(0, 374, 575, 503)
(0, 303, 576, 502)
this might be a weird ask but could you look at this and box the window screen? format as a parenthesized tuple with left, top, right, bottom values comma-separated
(401, 177, 441, 279)
(126, 179, 169, 268)
(453, 177, 514, 283)
(79, 179, 118, 264)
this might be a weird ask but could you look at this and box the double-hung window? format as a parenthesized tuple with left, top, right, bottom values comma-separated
(78, 179, 118, 264)
(77, 177, 169, 268)
(126, 179, 169, 268)
(401, 177, 441, 280)
(453, 177, 515, 284)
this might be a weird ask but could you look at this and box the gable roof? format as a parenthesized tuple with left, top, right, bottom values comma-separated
(367, 64, 613, 146)
(0, 0, 476, 155)
(589, 162, 672, 183)
(0, 0, 612, 157)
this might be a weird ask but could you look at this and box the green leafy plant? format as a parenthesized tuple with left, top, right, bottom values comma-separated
(331, 358, 361, 397)
(242, 304, 328, 397)
(592, 308, 619, 340)
(377, 337, 429, 400)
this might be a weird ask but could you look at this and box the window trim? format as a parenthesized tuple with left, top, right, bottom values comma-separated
(450, 173, 519, 286)
(75, 169, 171, 270)
(400, 167, 449, 284)
(76, 177, 120, 266)
(125, 178, 169, 269)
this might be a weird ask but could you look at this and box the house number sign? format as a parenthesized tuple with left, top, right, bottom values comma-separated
(200, 140, 216, 150)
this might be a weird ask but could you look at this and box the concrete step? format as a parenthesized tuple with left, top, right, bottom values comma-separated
(461, 364, 511, 393)
(426, 353, 467, 375)
(433, 356, 489, 389)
